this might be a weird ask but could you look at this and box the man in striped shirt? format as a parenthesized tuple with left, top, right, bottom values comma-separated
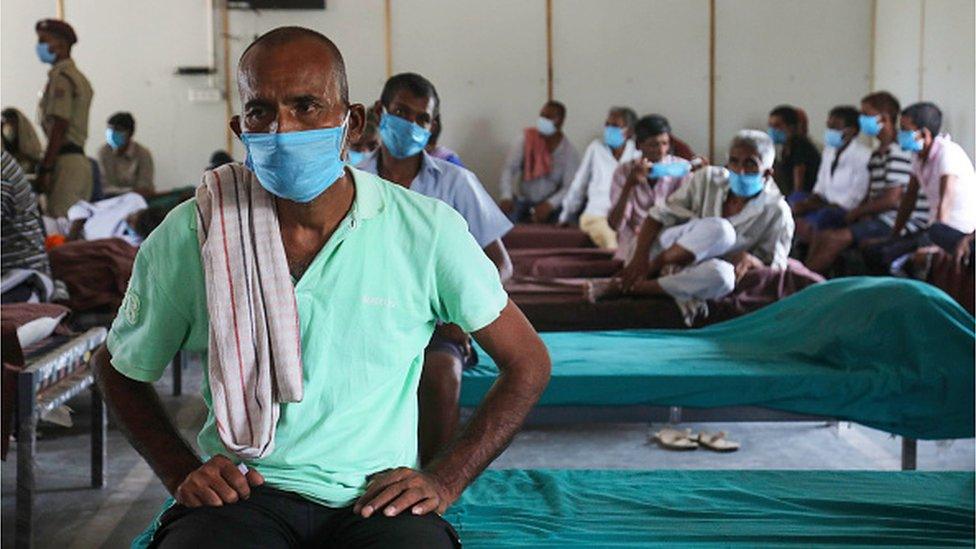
(1, 150, 50, 277)
(805, 92, 926, 274)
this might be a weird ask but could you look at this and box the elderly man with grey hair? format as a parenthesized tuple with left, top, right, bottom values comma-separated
(590, 129, 793, 305)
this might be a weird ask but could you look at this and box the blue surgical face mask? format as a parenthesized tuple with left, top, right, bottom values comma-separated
(898, 129, 923, 153)
(346, 149, 367, 166)
(603, 126, 626, 149)
(105, 128, 127, 150)
(767, 127, 787, 145)
(379, 112, 431, 159)
(727, 169, 764, 197)
(859, 114, 882, 137)
(824, 128, 845, 149)
(36, 42, 56, 64)
(242, 111, 349, 203)
(649, 161, 690, 180)
(536, 116, 557, 136)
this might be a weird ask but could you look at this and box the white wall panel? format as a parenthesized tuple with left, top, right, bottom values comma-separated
(390, 0, 547, 195)
(552, 0, 709, 160)
(921, 0, 975, 157)
(715, 0, 872, 157)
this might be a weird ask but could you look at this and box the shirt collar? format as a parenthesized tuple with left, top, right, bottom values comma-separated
(347, 166, 384, 220)
(363, 149, 441, 186)
(49, 58, 73, 75)
(418, 150, 442, 178)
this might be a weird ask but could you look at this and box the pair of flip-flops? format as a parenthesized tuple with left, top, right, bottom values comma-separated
(652, 428, 740, 452)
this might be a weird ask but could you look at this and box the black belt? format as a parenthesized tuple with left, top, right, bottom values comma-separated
(57, 143, 84, 156)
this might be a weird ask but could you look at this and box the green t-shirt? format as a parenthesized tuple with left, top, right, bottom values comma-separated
(107, 168, 508, 507)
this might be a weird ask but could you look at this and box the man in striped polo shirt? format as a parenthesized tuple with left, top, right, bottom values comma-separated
(1, 150, 50, 279)
(805, 92, 927, 275)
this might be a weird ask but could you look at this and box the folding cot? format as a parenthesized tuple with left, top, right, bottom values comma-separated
(462, 277, 976, 469)
(445, 469, 975, 547)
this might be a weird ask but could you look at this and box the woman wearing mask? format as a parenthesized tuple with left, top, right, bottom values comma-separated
(1, 108, 43, 174)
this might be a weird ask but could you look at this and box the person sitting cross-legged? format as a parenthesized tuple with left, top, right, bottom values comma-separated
(589, 129, 793, 309)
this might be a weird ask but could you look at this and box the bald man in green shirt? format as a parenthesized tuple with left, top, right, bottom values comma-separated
(95, 27, 550, 548)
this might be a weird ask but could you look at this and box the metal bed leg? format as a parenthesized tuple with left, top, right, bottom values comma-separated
(171, 350, 184, 397)
(91, 385, 107, 488)
(16, 373, 37, 549)
(901, 437, 918, 470)
(669, 406, 682, 425)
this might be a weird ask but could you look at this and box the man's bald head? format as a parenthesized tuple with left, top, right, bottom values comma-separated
(238, 26, 348, 105)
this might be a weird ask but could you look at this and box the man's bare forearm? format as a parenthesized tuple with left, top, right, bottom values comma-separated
(424, 302, 550, 500)
(93, 346, 201, 493)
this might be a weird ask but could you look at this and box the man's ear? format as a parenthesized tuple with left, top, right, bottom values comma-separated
(371, 100, 383, 118)
(346, 104, 366, 149)
(229, 115, 242, 138)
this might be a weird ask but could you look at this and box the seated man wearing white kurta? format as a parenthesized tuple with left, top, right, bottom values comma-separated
(590, 129, 793, 305)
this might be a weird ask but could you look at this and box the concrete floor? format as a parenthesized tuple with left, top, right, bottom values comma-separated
(3, 363, 973, 548)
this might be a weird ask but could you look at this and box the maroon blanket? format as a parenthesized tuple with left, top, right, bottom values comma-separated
(505, 259, 825, 332)
(49, 238, 137, 313)
(1, 303, 73, 459)
(511, 248, 616, 278)
(503, 224, 595, 250)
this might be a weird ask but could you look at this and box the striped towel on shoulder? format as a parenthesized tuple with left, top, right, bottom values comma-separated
(195, 163, 303, 460)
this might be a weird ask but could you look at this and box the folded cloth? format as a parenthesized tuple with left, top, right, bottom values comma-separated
(522, 127, 552, 183)
(195, 163, 303, 460)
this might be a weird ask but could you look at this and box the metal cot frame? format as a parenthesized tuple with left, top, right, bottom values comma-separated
(15, 328, 107, 549)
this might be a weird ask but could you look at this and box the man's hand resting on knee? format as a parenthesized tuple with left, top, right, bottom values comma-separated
(353, 467, 453, 517)
(175, 455, 265, 508)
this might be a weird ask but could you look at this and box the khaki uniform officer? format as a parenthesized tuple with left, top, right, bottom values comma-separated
(35, 19, 94, 217)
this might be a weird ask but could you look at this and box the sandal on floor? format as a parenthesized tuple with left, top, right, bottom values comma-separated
(653, 427, 699, 451)
(697, 431, 740, 452)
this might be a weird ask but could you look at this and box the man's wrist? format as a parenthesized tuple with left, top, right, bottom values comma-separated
(424, 465, 463, 504)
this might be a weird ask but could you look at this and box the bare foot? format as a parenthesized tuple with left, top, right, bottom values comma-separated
(584, 279, 622, 303)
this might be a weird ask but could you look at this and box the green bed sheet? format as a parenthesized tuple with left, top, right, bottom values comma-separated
(446, 469, 975, 547)
(462, 278, 975, 440)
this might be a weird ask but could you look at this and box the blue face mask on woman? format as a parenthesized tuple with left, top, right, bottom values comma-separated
(727, 169, 764, 197)
(859, 114, 882, 137)
(766, 127, 787, 145)
(603, 126, 626, 149)
(379, 112, 431, 159)
(823, 128, 845, 149)
(36, 42, 57, 64)
(105, 128, 127, 150)
(898, 129, 924, 153)
(242, 111, 349, 203)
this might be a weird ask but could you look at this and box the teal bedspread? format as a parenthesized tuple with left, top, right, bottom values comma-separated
(446, 469, 975, 547)
(462, 278, 975, 440)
